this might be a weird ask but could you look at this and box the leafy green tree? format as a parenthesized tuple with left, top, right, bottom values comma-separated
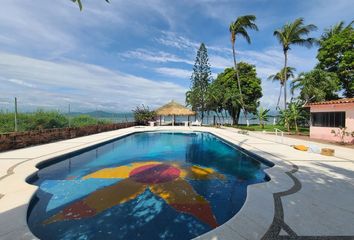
(71, 0, 109, 11)
(317, 23, 354, 97)
(211, 63, 262, 125)
(268, 67, 296, 109)
(273, 18, 317, 109)
(229, 15, 258, 114)
(186, 43, 212, 123)
(205, 81, 224, 122)
(239, 62, 263, 116)
(132, 105, 156, 125)
(290, 69, 340, 103)
(252, 107, 270, 129)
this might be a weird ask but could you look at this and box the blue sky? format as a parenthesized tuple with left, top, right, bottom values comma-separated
(0, 0, 353, 112)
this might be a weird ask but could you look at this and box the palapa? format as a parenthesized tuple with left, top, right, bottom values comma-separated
(156, 101, 195, 116)
(155, 101, 195, 126)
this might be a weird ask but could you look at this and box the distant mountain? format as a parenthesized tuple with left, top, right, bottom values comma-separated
(86, 110, 115, 118)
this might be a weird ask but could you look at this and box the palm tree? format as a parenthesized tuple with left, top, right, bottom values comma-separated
(273, 18, 317, 109)
(268, 67, 296, 109)
(288, 101, 305, 133)
(321, 20, 354, 41)
(229, 15, 258, 117)
(290, 69, 340, 103)
(71, 0, 109, 10)
(253, 107, 270, 129)
(278, 109, 291, 132)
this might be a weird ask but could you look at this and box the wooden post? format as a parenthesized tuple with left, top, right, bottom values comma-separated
(14, 97, 18, 132)
(160, 115, 162, 126)
(213, 115, 216, 126)
(68, 104, 71, 128)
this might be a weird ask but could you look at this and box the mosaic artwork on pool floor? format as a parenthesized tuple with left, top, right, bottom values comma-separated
(43, 161, 225, 228)
(28, 132, 270, 239)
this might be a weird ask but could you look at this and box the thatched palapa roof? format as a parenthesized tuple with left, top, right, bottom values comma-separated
(156, 101, 195, 116)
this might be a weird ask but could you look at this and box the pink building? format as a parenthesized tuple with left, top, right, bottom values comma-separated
(307, 98, 354, 143)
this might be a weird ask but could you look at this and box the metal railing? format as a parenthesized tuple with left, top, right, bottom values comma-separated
(274, 128, 284, 143)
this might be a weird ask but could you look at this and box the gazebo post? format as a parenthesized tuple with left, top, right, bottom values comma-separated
(160, 115, 162, 126)
(172, 115, 175, 126)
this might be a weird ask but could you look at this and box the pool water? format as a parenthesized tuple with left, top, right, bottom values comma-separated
(27, 131, 272, 240)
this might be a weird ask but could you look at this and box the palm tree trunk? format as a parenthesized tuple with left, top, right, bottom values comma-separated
(295, 118, 298, 133)
(236, 108, 241, 125)
(232, 44, 242, 96)
(230, 108, 237, 125)
(283, 50, 288, 109)
(276, 85, 283, 109)
(232, 41, 246, 117)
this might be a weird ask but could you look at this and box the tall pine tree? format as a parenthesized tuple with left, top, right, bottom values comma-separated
(186, 43, 212, 123)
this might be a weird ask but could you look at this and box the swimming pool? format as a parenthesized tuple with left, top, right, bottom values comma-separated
(27, 131, 273, 240)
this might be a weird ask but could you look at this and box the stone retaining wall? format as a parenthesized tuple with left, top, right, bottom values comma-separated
(0, 122, 136, 152)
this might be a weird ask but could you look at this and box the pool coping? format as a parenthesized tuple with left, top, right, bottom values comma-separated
(0, 126, 299, 240)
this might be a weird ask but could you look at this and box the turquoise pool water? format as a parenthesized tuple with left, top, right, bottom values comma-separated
(27, 131, 272, 240)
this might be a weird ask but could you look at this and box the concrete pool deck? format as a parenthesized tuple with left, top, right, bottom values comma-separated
(0, 126, 353, 239)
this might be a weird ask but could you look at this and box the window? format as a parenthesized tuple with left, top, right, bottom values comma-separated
(311, 112, 345, 127)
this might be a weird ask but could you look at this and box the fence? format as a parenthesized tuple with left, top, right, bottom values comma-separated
(0, 122, 136, 152)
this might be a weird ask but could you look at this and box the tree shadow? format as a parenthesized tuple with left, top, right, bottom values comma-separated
(0, 203, 36, 240)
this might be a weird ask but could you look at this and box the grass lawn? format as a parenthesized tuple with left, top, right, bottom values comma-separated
(231, 124, 309, 135)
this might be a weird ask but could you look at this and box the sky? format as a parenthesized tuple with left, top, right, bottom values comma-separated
(0, 0, 353, 113)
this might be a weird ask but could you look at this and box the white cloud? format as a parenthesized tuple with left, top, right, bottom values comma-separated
(156, 31, 233, 56)
(209, 54, 233, 69)
(0, 0, 128, 57)
(155, 31, 199, 50)
(8, 78, 36, 88)
(0, 101, 11, 106)
(150, 30, 315, 110)
(299, 0, 354, 30)
(154, 67, 192, 79)
(121, 49, 194, 65)
(0, 1, 76, 56)
(1, 0, 342, 113)
(0, 52, 187, 112)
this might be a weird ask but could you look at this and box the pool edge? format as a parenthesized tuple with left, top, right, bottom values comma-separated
(0, 126, 295, 240)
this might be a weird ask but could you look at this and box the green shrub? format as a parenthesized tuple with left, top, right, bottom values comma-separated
(0, 112, 16, 133)
(70, 115, 108, 127)
(0, 110, 112, 133)
(26, 110, 68, 130)
(132, 105, 156, 125)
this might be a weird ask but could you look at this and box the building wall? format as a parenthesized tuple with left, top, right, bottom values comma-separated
(310, 103, 354, 143)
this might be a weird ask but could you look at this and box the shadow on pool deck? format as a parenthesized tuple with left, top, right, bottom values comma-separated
(259, 156, 354, 239)
(0, 203, 36, 240)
